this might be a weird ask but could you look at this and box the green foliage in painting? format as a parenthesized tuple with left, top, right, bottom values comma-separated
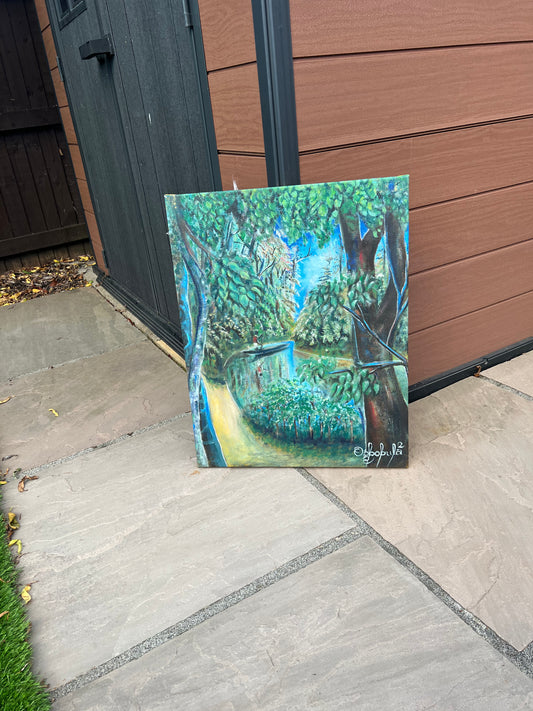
(166, 174, 409, 468)
(243, 379, 363, 443)
(294, 270, 385, 352)
(297, 357, 380, 405)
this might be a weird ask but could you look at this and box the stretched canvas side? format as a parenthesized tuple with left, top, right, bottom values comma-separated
(165, 177, 409, 468)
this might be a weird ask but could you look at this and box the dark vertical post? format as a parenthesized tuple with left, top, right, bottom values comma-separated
(187, 0, 223, 191)
(252, 0, 300, 187)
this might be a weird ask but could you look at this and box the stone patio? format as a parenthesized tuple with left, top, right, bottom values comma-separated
(1, 286, 532, 709)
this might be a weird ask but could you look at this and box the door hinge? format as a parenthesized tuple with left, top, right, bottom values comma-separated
(182, 0, 193, 27)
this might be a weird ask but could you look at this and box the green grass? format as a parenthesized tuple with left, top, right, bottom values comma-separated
(0, 500, 50, 711)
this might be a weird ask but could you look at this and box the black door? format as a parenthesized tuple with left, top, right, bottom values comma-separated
(45, 0, 219, 349)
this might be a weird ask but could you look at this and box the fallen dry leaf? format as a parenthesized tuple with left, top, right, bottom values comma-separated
(8, 539, 22, 554)
(20, 585, 31, 604)
(0, 481, 7, 486)
(0, 256, 94, 307)
(48, 408, 59, 417)
(17, 475, 38, 493)
(0, 611, 9, 620)
(7, 512, 20, 530)
(0, 396, 12, 405)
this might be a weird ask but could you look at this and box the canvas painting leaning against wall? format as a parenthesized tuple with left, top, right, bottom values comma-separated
(165, 176, 409, 468)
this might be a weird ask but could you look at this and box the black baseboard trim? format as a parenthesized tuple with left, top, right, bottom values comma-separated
(409, 337, 533, 402)
(97, 273, 185, 359)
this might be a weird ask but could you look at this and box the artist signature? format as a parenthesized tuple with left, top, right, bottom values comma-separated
(353, 442, 404, 466)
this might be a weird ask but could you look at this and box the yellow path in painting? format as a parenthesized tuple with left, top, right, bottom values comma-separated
(204, 380, 302, 467)
(204, 379, 363, 467)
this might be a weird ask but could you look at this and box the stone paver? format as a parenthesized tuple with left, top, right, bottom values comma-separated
(1, 288, 144, 380)
(1, 420, 352, 687)
(485, 351, 533, 397)
(0, 341, 189, 471)
(52, 538, 533, 711)
(311, 376, 533, 649)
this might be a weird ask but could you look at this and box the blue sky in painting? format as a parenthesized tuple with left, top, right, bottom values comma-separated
(274, 222, 345, 316)
(275, 216, 408, 318)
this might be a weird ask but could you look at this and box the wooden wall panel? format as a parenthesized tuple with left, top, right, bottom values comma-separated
(300, 119, 533, 209)
(42, 25, 57, 70)
(197, 0, 256, 71)
(290, 0, 533, 57)
(410, 240, 533, 332)
(198, 0, 265, 180)
(76, 177, 93, 214)
(409, 291, 533, 384)
(208, 64, 264, 153)
(59, 106, 76, 144)
(294, 45, 533, 151)
(84, 210, 107, 273)
(33, 0, 49, 30)
(219, 154, 268, 191)
(199, 0, 533, 386)
(410, 183, 533, 274)
(50, 66, 67, 107)
(67, 143, 86, 182)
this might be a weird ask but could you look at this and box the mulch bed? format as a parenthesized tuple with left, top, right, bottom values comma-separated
(0, 256, 95, 307)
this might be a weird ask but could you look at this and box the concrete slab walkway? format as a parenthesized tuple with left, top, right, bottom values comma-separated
(1, 286, 533, 709)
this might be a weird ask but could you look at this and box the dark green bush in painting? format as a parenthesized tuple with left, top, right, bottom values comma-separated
(243, 379, 364, 443)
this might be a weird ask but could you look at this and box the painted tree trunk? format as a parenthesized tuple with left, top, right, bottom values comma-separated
(340, 208, 408, 467)
(358, 329, 408, 466)
(176, 243, 226, 467)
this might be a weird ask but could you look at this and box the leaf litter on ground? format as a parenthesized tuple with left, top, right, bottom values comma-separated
(17, 477, 38, 493)
(0, 256, 95, 307)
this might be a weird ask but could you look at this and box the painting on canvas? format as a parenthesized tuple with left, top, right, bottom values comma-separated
(165, 176, 409, 468)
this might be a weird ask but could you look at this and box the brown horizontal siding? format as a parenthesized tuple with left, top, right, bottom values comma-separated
(50, 66, 67, 108)
(67, 143, 86, 182)
(219, 154, 268, 191)
(300, 119, 533, 208)
(198, 0, 266, 186)
(294, 44, 533, 151)
(83, 209, 106, 272)
(290, 0, 533, 57)
(208, 64, 264, 153)
(33, 0, 49, 31)
(197, 0, 256, 71)
(410, 240, 533, 333)
(59, 106, 77, 144)
(42, 25, 57, 70)
(76, 177, 94, 214)
(409, 291, 533, 384)
(288, 0, 533, 384)
(410, 182, 533, 274)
